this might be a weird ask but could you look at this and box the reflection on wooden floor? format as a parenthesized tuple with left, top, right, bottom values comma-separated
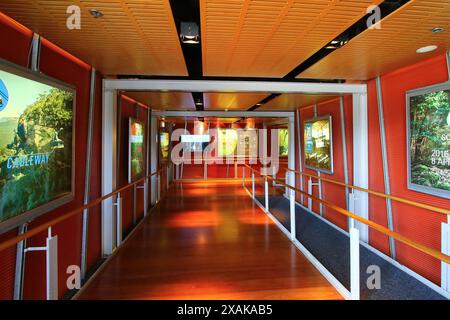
(78, 180, 342, 300)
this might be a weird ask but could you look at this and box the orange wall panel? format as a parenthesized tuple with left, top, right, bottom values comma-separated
(375, 54, 450, 284)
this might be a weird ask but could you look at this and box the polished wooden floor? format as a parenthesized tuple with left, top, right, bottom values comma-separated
(78, 180, 342, 300)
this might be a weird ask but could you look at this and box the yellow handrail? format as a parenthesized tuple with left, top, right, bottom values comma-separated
(284, 168, 450, 216)
(0, 165, 170, 252)
(244, 164, 450, 265)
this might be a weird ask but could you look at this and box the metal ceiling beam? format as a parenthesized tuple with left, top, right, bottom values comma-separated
(105, 79, 366, 94)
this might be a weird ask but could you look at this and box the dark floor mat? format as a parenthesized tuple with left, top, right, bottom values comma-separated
(257, 195, 447, 300)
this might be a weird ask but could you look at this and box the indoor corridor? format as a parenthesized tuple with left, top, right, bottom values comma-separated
(77, 180, 342, 300)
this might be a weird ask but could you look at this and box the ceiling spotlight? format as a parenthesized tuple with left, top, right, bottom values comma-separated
(326, 39, 348, 50)
(89, 9, 104, 18)
(432, 27, 444, 34)
(180, 22, 200, 44)
(416, 45, 438, 54)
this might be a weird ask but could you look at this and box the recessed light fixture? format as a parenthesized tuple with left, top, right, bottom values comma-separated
(416, 45, 438, 54)
(89, 9, 104, 18)
(432, 27, 444, 34)
(180, 22, 200, 44)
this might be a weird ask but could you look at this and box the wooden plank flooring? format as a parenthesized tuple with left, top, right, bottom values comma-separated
(77, 180, 342, 300)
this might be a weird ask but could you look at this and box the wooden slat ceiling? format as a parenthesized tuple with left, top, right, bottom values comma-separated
(203, 92, 269, 110)
(200, 0, 383, 77)
(0, 0, 188, 76)
(298, 0, 450, 80)
(124, 91, 196, 110)
(259, 93, 338, 110)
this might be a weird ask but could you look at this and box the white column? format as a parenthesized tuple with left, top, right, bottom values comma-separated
(101, 87, 117, 256)
(352, 92, 369, 242)
(288, 115, 296, 191)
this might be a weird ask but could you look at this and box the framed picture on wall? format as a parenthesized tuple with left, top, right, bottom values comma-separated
(129, 118, 145, 183)
(0, 59, 76, 234)
(303, 115, 334, 174)
(278, 128, 289, 157)
(160, 131, 170, 162)
(406, 82, 450, 199)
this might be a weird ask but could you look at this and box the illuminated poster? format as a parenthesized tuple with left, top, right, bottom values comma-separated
(407, 84, 450, 198)
(129, 119, 145, 182)
(218, 129, 258, 157)
(237, 129, 258, 157)
(0, 66, 74, 230)
(279, 129, 289, 157)
(304, 116, 333, 174)
(160, 132, 169, 161)
(218, 129, 238, 157)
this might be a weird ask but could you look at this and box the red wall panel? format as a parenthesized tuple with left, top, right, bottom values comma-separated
(0, 13, 104, 299)
(374, 54, 450, 284)
(0, 12, 32, 67)
(296, 97, 353, 231)
(118, 95, 149, 236)
(0, 12, 33, 301)
(367, 78, 391, 256)
(22, 38, 92, 300)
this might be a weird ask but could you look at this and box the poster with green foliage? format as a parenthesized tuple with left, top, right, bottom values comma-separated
(304, 116, 333, 174)
(160, 132, 169, 162)
(279, 129, 288, 157)
(129, 119, 145, 182)
(408, 85, 450, 198)
(0, 68, 74, 227)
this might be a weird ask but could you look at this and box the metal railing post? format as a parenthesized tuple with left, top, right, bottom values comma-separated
(308, 177, 313, 210)
(442, 222, 450, 292)
(144, 178, 148, 216)
(157, 172, 161, 202)
(350, 219, 361, 300)
(264, 175, 269, 212)
(166, 166, 170, 190)
(289, 172, 296, 241)
(115, 192, 122, 247)
(252, 171, 255, 199)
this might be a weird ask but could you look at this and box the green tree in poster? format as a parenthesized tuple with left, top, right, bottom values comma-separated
(0, 88, 73, 221)
(410, 90, 450, 191)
